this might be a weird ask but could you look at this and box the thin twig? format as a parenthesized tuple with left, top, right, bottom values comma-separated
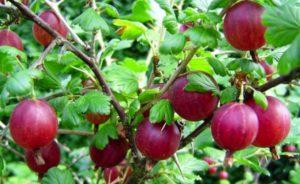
(256, 67, 300, 92)
(58, 129, 94, 136)
(180, 119, 211, 149)
(0, 143, 25, 160)
(136, 46, 199, 116)
(44, 0, 89, 49)
(30, 39, 58, 69)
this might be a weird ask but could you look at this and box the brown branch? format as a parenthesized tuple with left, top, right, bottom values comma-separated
(58, 129, 94, 136)
(136, 46, 199, 116)
(179, 119, 211, 149)
(7, 0, 139, 156)
(30, 39, 58, 69)
(250, 50, 259, 63)
(256, 67, 300, 92)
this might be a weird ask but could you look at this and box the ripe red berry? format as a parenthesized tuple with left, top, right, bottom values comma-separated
(86, 113, 110, 125)
(9, 99, 58, 149)
(208, 167, 217, 175)
(246, 96, 291, 147)
(282, 145, 297, 152)
(224, 1, 266, 51)
(104, 167, 119, 184)
(203, 157, 214, 165)
(33, 10, 68, 46)
(170, 73, 219, 121)
(0, 30, 23, 51)
(135, 119, 181, 160)
(90, 138, 128, 168)
(218, 170, 229, 180)
(259, 61, 275, 80)
(25, 141, 60, 174)
(179, 23, 193, 33)
(22, 0, 29, 5)
(211, 102, 258, 152)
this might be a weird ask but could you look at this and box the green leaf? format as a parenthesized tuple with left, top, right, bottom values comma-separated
(73, 8, 109, 33)
(113, 19, 147, 40)
(49, 96, 69, 115)
(188, 58, 214, 74)
(178, 7, 202, 23)
(163, 15, 178, 34)
(42, 167, 75, 184)
(203, 147, 225, 161)
(99, 3, 119, 18)
(240, 60, 264, 77)
(126, 0, 154, 22)
(227, 59, 243, 70)
(253, 91, 268, 110)
(209, 0, 235, 10)
(62, 102, 82, 128)
(0, 46, 26, 73)
(94, 121, 118, 149)
(184, 26, 219, 48)
(5, 70, 34, 96)
(104, 65, 139, 94)
(138, 88, 160, 104)
(158, 55, 179, 78)
(235, 157, 270, 175)
(75, 91, 111, 114)
(220, 86, 238, 104)
(277, 35, 300, 74)
(185, 72, 220, 96)
(155, 0, 174, 15)
(129, 99, 141, 117)
(263, 5, 300, 47)
(159, 33, 186, 54)
(207, 57, 227, 76)
(149, 100, 174, 124)
(290, 167, 300, 184)
(120, 58, 147, 73)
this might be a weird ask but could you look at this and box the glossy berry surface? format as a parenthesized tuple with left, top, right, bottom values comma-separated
(218, 170, 229, 180)
(86, 113, 110, 125)
(33, 10, 68, 46)
(224, 1, 266, 51)
(179, 23, 193, 33)
(10, 99, 58, 149)
(25, 141, 60, 174)
(282, 145, 297, 152)
(170, 74, 219, 121)
(0, 30, 23, 51)
(208, 167, 217, 175)
(260, 61, 275, 80)
(203, 157, 214, 165)
(104, 167, 119, 184)
(135, 119, 181, 160)
(246, 96, 291, 147)
(90, 138, 128, 168)
(211, 102, 259, 151)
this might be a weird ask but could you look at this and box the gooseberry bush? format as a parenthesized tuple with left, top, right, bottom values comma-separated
(0, 0, 300, 183)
